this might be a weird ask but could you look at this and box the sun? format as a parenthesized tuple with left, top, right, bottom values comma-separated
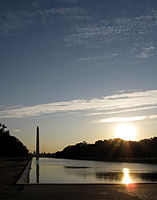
(114, 123, 137, 141)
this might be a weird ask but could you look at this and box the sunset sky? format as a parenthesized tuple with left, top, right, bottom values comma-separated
(0, 0, 157, 153)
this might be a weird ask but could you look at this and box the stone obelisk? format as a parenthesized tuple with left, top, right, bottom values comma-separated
(36, 126, 39, 160)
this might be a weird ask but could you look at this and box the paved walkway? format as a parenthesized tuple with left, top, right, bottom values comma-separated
(18, 184, 157, 200)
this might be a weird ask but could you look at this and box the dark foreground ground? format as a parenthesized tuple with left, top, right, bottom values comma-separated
(0, 158, 157, 200)
(0, 157, 29, 200)
(19, 184, 157, 200)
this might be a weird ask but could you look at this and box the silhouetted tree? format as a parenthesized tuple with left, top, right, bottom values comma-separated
(52, 137, 157, 162)
(0, 123, 29, 157)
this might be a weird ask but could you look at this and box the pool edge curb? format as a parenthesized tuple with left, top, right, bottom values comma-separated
(16, 158, 32, 184)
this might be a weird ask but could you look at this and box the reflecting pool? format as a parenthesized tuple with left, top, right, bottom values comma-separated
(29, 157, 157, 184)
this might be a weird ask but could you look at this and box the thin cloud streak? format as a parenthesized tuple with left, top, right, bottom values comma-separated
(86, 105, 157, 116)
(12, 129, 22, 132)
(96, 116, 146, 123)
(0, 89, 157, 119)
(136, 46, 155, 58)
(76, 53, 118, 64)
(95, 114, 157, 123)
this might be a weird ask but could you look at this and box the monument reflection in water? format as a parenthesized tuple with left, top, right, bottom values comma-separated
(36, 126, 40, 184)
(36, 160, 39, 184)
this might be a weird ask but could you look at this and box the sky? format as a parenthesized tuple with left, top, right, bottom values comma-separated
(0, 0, 157, 153)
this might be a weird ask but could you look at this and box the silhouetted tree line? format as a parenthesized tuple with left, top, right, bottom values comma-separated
(0, 123, 28, 157)
(52, 138, 157, 162)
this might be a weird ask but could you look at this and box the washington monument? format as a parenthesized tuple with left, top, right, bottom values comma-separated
(36, 126, 39, 160)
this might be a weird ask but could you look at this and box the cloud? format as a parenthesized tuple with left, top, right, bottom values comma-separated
(96, 116, 146, 123)
(58, 0, 79, 3)
(1, 1, 157, 64)
(36, 7, 87, 21)
(0, 6, 88, 35)
(0, 10, 33, 35)
(64, 25, 116, 47)
(136, 46, 155, 58)
(76, 53, 118, 64)
(86, 105, 157, 116)
(64, 14, 157, 47)
(148, 114, 157, 119)
(12, 129, 22, 132)
(0, 89, 157, 119)
(95, 114, 157, 123)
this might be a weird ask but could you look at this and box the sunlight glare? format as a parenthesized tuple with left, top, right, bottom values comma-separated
(115, 123, 137, 141)
(122, 168, 132, 184)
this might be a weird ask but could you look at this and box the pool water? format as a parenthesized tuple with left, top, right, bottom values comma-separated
(29, 157, 157, 184)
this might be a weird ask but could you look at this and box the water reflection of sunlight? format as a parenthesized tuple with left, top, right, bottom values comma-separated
(122, 168, 132, 184)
